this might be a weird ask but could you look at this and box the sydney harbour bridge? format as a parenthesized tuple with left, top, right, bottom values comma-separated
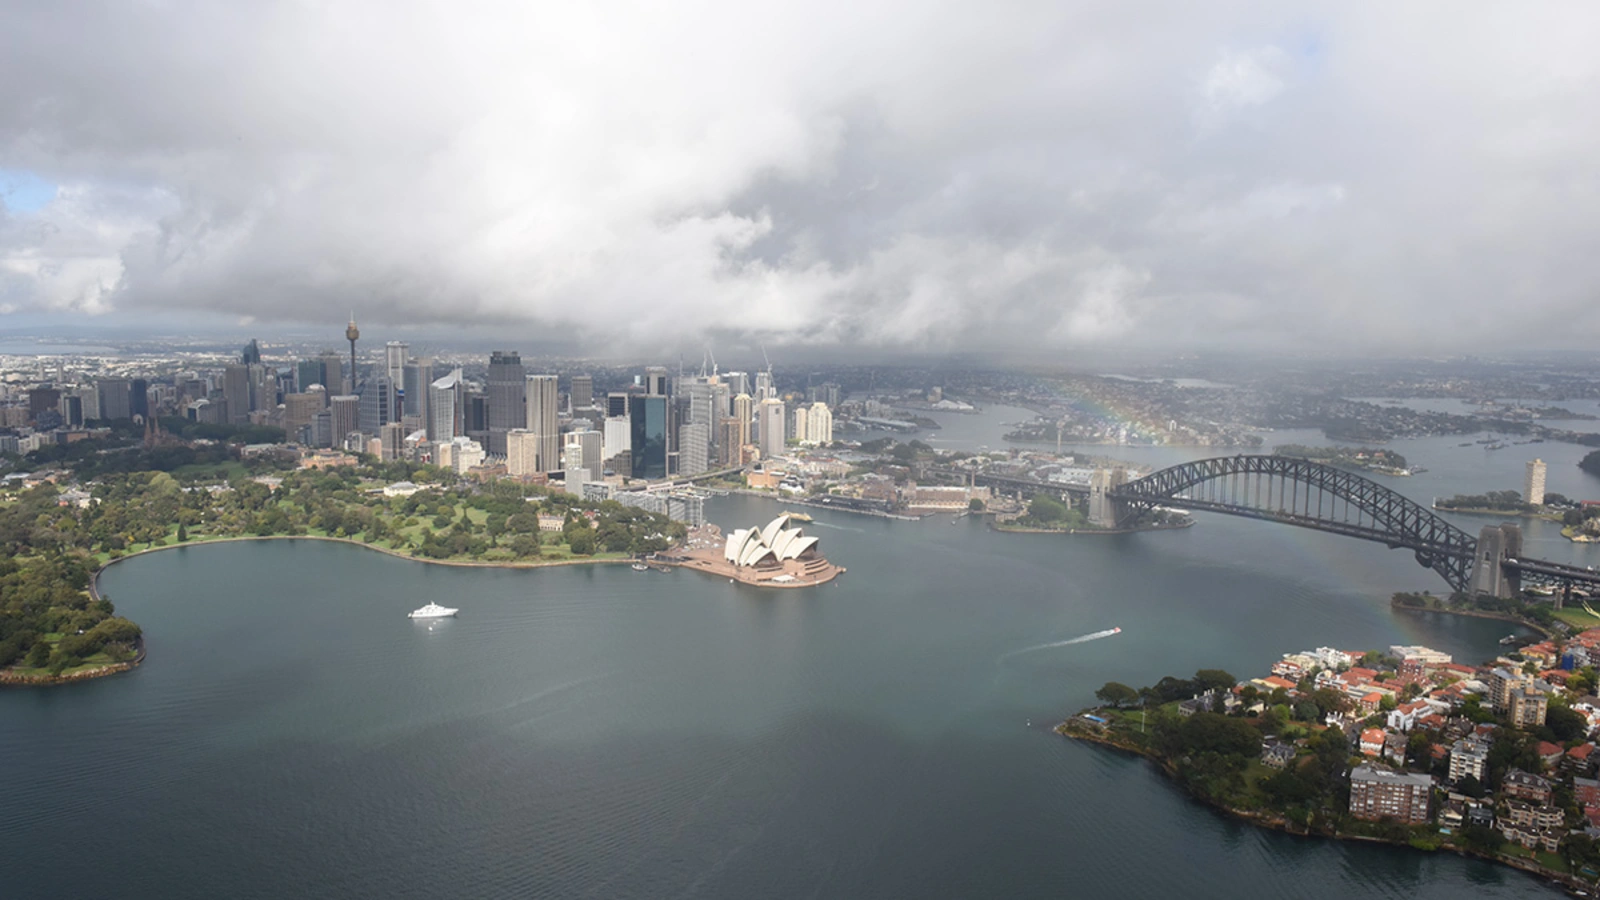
(965, 455, 1600, 599)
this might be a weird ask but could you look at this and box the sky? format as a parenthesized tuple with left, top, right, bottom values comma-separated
(1, 2, 1597, 357)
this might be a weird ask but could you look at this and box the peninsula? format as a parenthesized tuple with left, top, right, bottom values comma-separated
(1061, 636, 1600, 892)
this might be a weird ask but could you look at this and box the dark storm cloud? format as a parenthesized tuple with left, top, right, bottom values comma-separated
(1, 2, 1597, 352)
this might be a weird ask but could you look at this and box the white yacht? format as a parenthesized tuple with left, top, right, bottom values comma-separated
(408, 602, 459, 619)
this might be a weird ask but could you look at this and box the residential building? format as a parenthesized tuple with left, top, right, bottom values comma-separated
(1526, 458, 1547, 507)
(506, 429, 539, 478)
(1502, 769, 1553, 804)
(1489, 667, 1531, 712)
(1348, 765, 1433, 824)
(1449, 736, 1490, 783)
(806, 402, 832, 445)
(1508, 687, 1549, 728)
(793, 404, 810, 443)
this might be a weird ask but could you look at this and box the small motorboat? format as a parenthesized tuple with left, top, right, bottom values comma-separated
(631, 563, 649, 572)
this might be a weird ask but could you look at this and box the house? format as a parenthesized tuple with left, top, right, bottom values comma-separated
(1359, 728, 1387, 757)
(1387, 700, 1432, 733)
(1261, 742, 1295, 769)
(1537, 741, 1566, 771)
(1383, 732, 1409, 764)
(1355, 691, 1384, 715)
(1567, 744, 1598, 777)
(1503, 769, 1553, 805)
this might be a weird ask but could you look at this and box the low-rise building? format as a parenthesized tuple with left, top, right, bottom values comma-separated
(1502, 769, 1553, 805)
(1359, 728, 1387, 757)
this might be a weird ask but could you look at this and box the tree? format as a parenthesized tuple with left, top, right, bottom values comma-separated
(1027, 495, 1071, 523)
(1194, 669, 1236, 693)
(568, 529, 596, 555)
(1095, 682, 1140, 708)
(1543, 705, 1589, 743)
(25, 640, 50, 668)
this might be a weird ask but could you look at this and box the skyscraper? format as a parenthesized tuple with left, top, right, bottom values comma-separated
(755, 370, 774, 401)
(358, 376, 392, 434)
(564, 429, 603, 481)
(319, 350, 347, 393)
(603, 415, 631, 463)
(402, 358, 434, 431)
(607, 392, 630, 418)
(792, 405, 809, 444)
(731, 393, 753, 449)
(284, 387, 327, 443)
(241, 339, 261, 365)
(629, 394, 668, 480)
(525, 374, 559, 472)
(1526, 458, 1547, 507)
(97, 378, 132, 421)
(679, 422, 709, 476)
(644, 366, 669, 397)
(330, 394, 360, 445)
(428, 369, 464, 442)
(570, 374, 593, 411)
(758, 398, 786, 459)
(223, 365, 251, 424)
(486, 351, 526, 455)
(130, 378, 149, 421)
(385, 341, 409, 415)
(717, 418, 743, 466)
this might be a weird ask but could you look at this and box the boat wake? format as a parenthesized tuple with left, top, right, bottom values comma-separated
(1000, 628, 1121, 662)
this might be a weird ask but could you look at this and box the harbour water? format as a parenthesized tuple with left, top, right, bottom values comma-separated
(5, 409, 1600, 898)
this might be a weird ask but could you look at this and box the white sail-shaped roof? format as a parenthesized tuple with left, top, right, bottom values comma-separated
(721, 515, 821, 568)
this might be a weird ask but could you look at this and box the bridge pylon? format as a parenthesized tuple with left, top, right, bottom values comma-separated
(1088, 467, 1127, 529)
(1468, 523, 1522, 599)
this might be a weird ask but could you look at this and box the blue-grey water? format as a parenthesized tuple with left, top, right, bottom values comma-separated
(7, 408, 1600, 898)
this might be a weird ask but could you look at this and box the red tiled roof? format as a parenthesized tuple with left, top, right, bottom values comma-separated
(1569, 744, 1596, 760)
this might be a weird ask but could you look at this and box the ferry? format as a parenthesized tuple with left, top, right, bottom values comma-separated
(779, 510, 814, 522)
(408, 602, 458, 619)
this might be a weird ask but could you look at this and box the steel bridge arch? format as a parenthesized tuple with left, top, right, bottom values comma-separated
(1109, 455, 1478, 591)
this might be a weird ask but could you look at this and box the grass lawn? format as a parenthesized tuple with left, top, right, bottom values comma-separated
(1553, 608, 1600, 630)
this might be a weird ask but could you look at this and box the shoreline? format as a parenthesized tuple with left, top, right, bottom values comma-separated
(991, 519, 1195, 536)
(11, 531, 820, 688)
(1388, 601, 1555, 639)
(1057, 718, 1582, 894)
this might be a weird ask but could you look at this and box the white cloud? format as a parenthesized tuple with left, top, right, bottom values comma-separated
(0, 2, 1597, 352)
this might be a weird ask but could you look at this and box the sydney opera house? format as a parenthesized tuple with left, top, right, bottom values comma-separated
(676, 514, 843, 587)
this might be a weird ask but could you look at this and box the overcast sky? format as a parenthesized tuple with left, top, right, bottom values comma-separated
(1, 2, 1597, 355)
